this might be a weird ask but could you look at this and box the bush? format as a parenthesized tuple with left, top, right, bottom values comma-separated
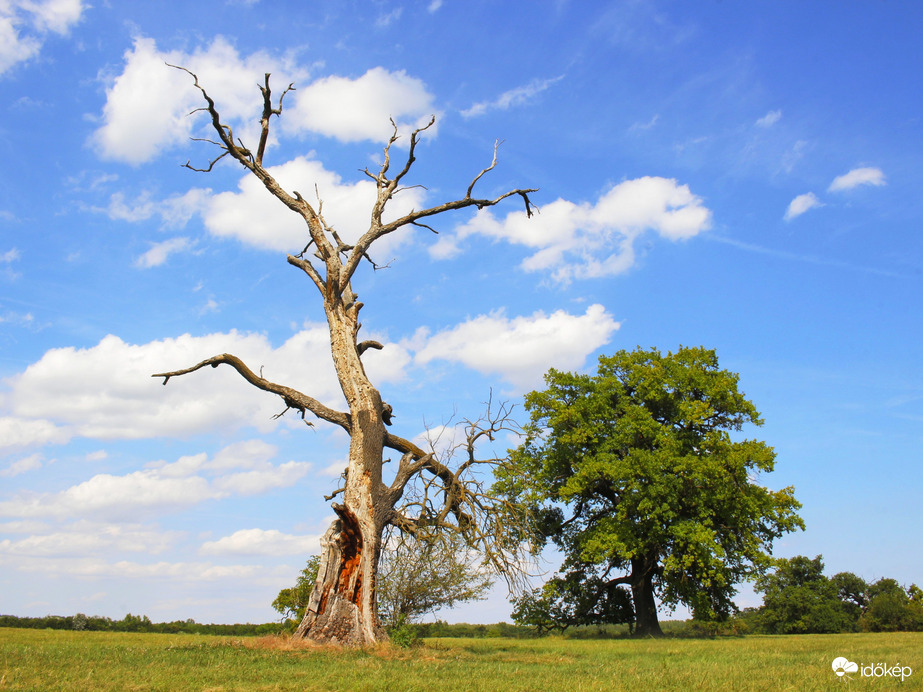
(388, 615, 419, 648)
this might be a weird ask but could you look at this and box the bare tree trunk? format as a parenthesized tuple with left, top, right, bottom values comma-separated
(293, 297, 391, 645)
(154, 68, 536, 647)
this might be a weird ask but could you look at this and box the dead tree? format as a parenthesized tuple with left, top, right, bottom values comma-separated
(152, 68, 537, 646)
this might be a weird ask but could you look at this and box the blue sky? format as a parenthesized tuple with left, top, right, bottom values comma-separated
(1, 0, 920, 625)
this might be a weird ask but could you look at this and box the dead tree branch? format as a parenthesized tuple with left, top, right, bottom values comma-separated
(152, 353, 350, 432)
(381, 397, 533, 591)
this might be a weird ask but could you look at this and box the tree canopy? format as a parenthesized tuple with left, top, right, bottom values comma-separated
(497, 346, 804, 636)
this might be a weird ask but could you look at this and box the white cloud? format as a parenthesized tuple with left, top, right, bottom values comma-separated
(204, 155, 426, 253)
(0, 417, 71, 450)
(427, 0, 443, 11)
(434, 177, 712, 283)
(199, 528, 320, 556)
(0, 0, 84, 75)
(413, 304, 619, 391)
(214, 461, 311, 495)
(2, 328, 347, 442)
(461, 75, 564, 118)
(1, 248, 21, 263)
(103, 189, 210, 230)
(286, 67, 438, 143)
(828, 167, 886, 192)
(12, 557, 265, 581)
(18, 0, 83, 33)
(784, 192, 823, 221)
(0, 469, 217, 520)
(135, 237, 193, 268)
(0, 521, 179, 557)
(91, 36, 306, 164)
(208, 439, 278, 471)
(0, 442, 309, 521)
(756, 110, 782, 128)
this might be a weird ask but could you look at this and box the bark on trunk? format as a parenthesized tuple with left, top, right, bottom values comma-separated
(293, 292, 391, 645)
(630, 555, 664, 638)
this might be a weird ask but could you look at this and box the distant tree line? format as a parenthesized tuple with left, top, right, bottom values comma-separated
(0, 613, 284, 636)
(739, 555, 923, 634)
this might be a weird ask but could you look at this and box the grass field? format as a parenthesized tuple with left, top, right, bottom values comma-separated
(1, 628, 920, 691)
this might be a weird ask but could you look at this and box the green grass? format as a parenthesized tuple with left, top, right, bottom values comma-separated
(1, 628, 920, 691)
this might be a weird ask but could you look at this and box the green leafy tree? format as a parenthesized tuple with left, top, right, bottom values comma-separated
(274, 534, 492, 630)
(377, 531, 493, 629)
(754, 555, 862, 634)
(511, 568, 633, 633)
(497, 346, 803, 636)
(272, 555, 321, 624)
(860, 578, 923, 632)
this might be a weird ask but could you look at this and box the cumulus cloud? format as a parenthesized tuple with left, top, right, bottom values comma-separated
(2, 328, 344, 443)
(1, 323, 415, 448)
(432, 177, 711, 283)
(461, 75, 565, 118)
(3, 305, 610, 446)
(784, 192, 823, 221)
(0, 521, 179, 557)
(199, 528, 320, 556)
(413, 304, 619, 391)
(285, 67, 438, 143)
(204, 155, 427, 252)
(828, 167, 886, 192)
(91, 36, 306, 164)
(14, 557, 265, 581)
(0, 441, 310, 521)
(99, 156, 427, 256)
(0, 0, 84, 75)
(0, 417, 71, 450)
(135, 237, 193, 268)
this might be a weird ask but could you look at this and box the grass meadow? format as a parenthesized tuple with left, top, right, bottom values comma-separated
(1, 628, 920, 691)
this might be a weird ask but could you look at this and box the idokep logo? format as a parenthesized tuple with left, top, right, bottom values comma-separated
(832, 657, 858, 678)
(832, 656, 913, 682)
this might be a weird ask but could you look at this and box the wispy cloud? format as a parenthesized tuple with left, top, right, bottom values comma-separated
(784, 192, 823, 221)
(629, 114, 660, 133)
(709, 235, 904, 279)
(135, 237, 194, 269)
(0, 454, 43, 478)
(828, 167, 886, 192)
(461, 75, 565, 118)
(376, 7, 403, 27)
(756, 110, 782, 128)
